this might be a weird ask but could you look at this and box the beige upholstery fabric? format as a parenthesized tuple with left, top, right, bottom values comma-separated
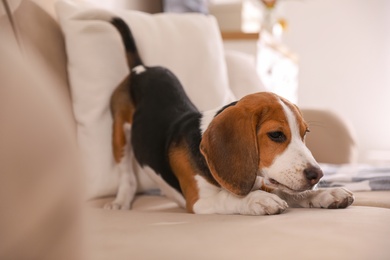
(302, 109, 358, 164)
(224, 49, 267, 98)
(88, 195, 390, 260)
(14, 0, 76, 130)
(0, 40, 82, 260)
(0, 1, 82, 259)
(353, 191, 390, 208)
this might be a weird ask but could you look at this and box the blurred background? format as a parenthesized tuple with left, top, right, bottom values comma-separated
(177, 0, 390, 164)
(281, 0, 390, 165)
(102, 0, 390, 164)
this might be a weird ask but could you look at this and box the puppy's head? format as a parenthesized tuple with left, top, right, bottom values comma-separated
(200, 92, 322, 196)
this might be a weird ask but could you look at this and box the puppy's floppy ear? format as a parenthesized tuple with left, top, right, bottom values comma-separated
(200, 106, 259, 196)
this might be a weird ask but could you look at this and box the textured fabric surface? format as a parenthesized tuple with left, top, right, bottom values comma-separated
(353, 191, 390, 208)
(224, 49, 266, 99)
(55, 0, 235, 199)
(301, 109, 358, 164)
(0, 8, 82, 258)
(88, 195, 390, 260)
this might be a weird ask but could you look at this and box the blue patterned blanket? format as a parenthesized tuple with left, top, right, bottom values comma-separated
(318, 164, 390, 191)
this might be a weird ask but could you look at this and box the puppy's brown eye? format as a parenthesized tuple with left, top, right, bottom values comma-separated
(267, 131, 286, 143)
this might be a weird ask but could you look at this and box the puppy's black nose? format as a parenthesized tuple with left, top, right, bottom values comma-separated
(304, 166, 324, 185)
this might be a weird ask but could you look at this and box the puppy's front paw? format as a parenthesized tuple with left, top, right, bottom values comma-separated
(243, 191, 288, 215)
(313, 188, 354, 209)
(103, 200, 130, 210)
(325, 188, 354, 209)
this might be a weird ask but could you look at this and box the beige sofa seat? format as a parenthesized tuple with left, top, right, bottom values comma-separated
(88, 196, 390, 260)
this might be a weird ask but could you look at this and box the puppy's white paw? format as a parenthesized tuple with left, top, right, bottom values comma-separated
(243, 191, 288, 215)
(326, 188, 354, 209)
(313, 188, 354, 209)
(103, 200, 131, 210)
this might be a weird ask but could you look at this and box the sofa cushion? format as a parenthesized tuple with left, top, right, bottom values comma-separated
(224, 50, 266, 99)
(6, 0, 76, 130)
(0, 25, 81, 260)
(87, 195, 390, 259)
(55, 0, 235, 199)
(302, 109, 358, 164)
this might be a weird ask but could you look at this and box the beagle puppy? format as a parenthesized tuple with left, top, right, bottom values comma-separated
(105, 17, 354, 215)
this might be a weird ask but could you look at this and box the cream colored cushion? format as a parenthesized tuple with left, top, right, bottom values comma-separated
(224, 50, 266, 99)
(0, 21, 81, 260)
(55, 0, 235, 199)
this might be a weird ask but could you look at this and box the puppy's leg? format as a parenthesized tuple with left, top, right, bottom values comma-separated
(193, 176, 288, 215)
(105, 77, 137, 210)
(274, 187, 354, 209)
(110, 76, 134, 163)
(104, 123, 137, 210)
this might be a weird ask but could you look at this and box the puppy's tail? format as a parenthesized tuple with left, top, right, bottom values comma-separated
(110, 17, 143, 69)
(73, 10, 143, 70)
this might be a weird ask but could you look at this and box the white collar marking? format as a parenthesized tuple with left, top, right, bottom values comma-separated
(132, 65, 146, 74)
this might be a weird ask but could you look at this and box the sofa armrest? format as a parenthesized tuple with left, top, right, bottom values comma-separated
(224, 50, 266, 99)
(301, 108, 358, 164)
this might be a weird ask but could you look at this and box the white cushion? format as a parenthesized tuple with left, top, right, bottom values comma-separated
(224, 50, 266, 99)
(55, 0, 235, 199)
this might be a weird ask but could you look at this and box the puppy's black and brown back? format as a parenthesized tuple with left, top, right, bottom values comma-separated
(110, 18, 201, 193)
(109, 18, 141, 163)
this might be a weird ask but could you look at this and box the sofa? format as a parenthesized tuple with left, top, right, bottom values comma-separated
(1, 0, 389, 259)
